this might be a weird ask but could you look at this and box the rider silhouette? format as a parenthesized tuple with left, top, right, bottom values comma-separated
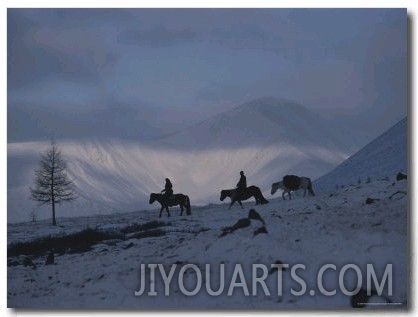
(161, 178, 173, 197)
(236, 171, 247, 199)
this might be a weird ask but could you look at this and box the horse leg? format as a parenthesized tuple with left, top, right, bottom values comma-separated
(159, 206, 164, 218)
(303, 188, 306, 197)
(229, 200, 235, 210)
(238, 200, 244, 209)
(308, 180, 315, 196)
(184, 196, 191, 215)
(166, 206, 171, 217)
(282, 191, 286, 200)
(180, 204, 184, 216)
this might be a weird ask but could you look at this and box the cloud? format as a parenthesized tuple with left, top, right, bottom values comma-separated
(8, 98, 161, 142)
(117, 26, 197, 47)
(8, 9, 118, 89)
(7, 8, 407, 142)
(197, 59, 366, 112)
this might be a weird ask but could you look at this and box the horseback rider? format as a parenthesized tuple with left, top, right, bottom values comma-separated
(236, 171, 247, 199)
(161, 178, 173, 197)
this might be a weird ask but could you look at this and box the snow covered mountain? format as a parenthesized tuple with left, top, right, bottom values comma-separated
(157, 97, 361, 151)
(314, 117, 407, 191)
(8, 97, 365, 223)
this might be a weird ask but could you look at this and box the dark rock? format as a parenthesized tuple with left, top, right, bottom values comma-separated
(396, 172, 407, 181)
(230, 218, 251, 230)
(220, 218, 251, 237)
(123, 242, 135, 250)
(365, 197, 380, 205)
(253, 226, 268, 236)
(248, 209, 265, 224)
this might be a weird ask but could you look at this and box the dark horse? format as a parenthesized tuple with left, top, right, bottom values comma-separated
(220, 185, 269, 209)
(149, 193, 191, 218)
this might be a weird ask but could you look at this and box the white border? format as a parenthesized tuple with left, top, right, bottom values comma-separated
(3, 1, 415, 317)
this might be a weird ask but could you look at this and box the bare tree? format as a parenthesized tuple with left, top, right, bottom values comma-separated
(30, 140, 77, 225)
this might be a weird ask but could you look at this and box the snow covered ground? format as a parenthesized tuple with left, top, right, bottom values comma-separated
(7, 176, 407, 309)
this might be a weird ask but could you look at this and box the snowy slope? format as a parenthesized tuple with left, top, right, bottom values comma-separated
(314, 118, 407, 191)
(8, 97, 364, 223)
(7, 178, 407, 308)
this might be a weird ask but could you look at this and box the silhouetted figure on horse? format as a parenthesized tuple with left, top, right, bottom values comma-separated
(220, 171, 269, 209)
(149, 178, 191, 217)
(161, 178, 173, 196)
(236, 171, 247, 198)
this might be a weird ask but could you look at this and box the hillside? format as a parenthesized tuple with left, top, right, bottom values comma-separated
(7, 177, 407, 308)
(314, 118, 407, 191)
(8, 97, 364, 223)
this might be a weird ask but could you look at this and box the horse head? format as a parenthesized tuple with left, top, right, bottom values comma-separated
(220, 190, 229, 201)
(149, 193, 157, 204)
(271, 182, 282, 195)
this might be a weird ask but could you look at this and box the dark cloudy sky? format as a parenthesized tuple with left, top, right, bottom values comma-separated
(7, 8, 407, 141)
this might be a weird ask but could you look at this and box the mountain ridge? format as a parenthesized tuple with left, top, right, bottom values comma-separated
(8, 97, 372, 223)
(154, 97, 362, 152)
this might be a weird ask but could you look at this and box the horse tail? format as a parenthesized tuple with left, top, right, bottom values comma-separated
(308, 179, 315, 196)
(185, 195, 191, 215)
(257, 187, 269, 204)
(260, 192, 269, 204)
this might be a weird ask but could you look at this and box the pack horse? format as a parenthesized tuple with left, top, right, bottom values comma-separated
(271, 175, 315, 200)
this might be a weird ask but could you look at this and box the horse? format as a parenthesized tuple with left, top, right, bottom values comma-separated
(271, 175, 315, 200)
(220, 185, 269, 209)
(149, 193, 191, 218)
